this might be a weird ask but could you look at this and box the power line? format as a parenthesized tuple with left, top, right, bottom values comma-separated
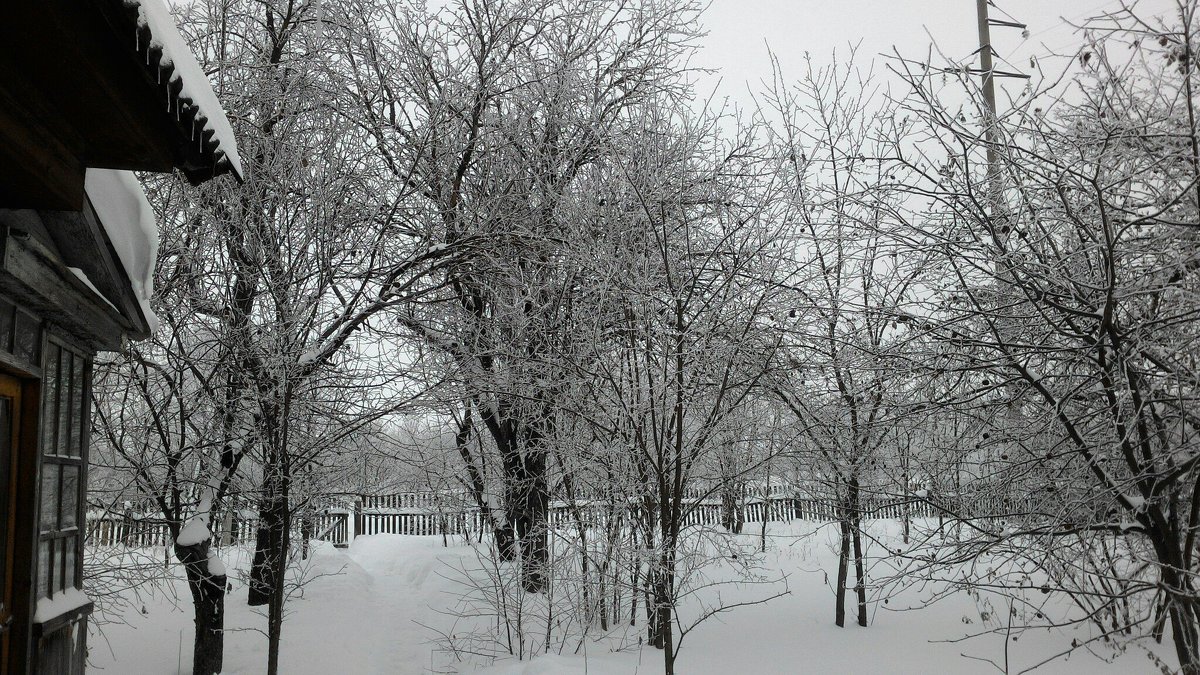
(1000, 0, 1130, 63)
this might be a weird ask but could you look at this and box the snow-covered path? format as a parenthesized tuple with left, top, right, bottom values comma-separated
(90, 536, 470, 674)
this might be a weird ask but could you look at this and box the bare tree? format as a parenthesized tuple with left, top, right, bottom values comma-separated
(763, 53, 926, 628)
(890, 2, 1200, 669)
(576, 99, 792, 673)
(347, 0, 706, 593)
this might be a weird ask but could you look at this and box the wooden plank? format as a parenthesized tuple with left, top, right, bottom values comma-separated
(0, 232, 129, 352)
(37, 205, 150, 339)
(0, 76, 83, 210)
(8, 374, 40, 675)
(81, 0, 237, 180)
(2, 1, 176, 173)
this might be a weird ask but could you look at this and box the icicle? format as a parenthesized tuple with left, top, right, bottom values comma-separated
(135, 28, 139, 52)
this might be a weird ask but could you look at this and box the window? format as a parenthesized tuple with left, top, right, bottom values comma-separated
(0, 299, 41, 368)
(37, 341, 88, 603)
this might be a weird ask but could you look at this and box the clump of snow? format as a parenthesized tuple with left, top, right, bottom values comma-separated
(176, 518, 212, 546)
(126, 0, 243, 176)
(84, 169, 160, 332)
(178, 475, 224, 542)
(66, 267, 119, 312)
(32, 588, 90, 623)
(298, 345, 324, 366)
(207, 549, 227, 577)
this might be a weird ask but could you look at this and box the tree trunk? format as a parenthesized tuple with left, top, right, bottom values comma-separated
(248, 481, 286, 607)
(656, 562, 676, 675)
(516, 452, 550, 593)
(721, 483, 741, 533)
(176, 540, 227, 675)
(630, 526, 641, 627)
(1163, 565, 1200, 674)
(453, 405, 517, 559)
(300, 509, 313, 561)
(597, 557, 608, 631)
(760, 475, 771, 553)
(850, 478, 868, 627)
(220, 507, 235, 547)
(835, 506, 851, 628)
(266, 499, 291, 675)
(518, 496, 549, 592)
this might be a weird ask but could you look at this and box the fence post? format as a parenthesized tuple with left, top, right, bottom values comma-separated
(121, 507, 134, 547)
(353, 495, 363, 542)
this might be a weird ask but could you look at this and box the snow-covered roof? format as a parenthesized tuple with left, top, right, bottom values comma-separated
(127, 0, 243, 178)
(84, 169, 160, 333)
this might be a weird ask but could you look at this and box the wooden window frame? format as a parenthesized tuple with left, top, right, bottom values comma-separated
(33, 337, 88, 608)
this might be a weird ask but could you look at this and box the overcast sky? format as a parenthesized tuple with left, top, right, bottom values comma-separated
(693, 0, 1179, 104)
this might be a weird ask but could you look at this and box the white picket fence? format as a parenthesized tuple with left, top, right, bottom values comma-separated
(87, 489, 959, 550)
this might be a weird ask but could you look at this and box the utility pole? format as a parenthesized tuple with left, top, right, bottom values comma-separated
(973, 0, 1029, 474)
(976, 0, 1001, 172)
(974, 0, 1028, 222)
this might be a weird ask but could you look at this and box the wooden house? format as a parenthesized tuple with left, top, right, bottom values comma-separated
(0, 1, 241, 672)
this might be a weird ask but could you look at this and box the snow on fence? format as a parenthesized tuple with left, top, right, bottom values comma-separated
(87, 491, 963, 550)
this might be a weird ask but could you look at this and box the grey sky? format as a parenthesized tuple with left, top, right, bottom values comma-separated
(694, 0, 1179, 102)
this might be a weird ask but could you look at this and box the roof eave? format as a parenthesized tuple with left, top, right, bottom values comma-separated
(95, 0, 244, 185)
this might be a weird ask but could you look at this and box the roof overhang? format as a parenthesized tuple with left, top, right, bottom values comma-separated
(0, 0, 242, 210)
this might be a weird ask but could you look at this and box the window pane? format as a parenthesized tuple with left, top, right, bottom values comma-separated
(63, 537, 77, 590)
(37, 539, 51, 598)
(41, 344, 58, 455)
(0, 298, 13, 353)
(70, 356, 84, 457)
(14, 310, 39, 364)
(61, 464, 78, 529)
(39, 464, 59, 532)
(56, 353, 71, 456)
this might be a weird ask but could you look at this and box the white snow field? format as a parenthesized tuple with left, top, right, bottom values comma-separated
(88, 521, 1175, 674)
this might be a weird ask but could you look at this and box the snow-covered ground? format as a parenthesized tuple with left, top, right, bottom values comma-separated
(87, 520, 1174, 674)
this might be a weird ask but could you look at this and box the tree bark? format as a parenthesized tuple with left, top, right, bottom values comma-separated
(176, 540, 227, 675)
(1162, 563, 1200, 674)
(266, 492, 291, 675)
(656, 558, 676, 675)
(849, 476, 868, 627)
(517, 459, 549, 593)
(835, 500, 851, 628)
(721, 483, 743, 534)
(454, 406, 517, 560)
(248, 481, 286, 607)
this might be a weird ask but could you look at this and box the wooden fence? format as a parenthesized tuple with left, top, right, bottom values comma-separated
(87, 490, 958, 550)
(88, 510, 351, 549)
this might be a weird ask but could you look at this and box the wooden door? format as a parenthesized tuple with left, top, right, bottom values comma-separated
(0, 374, 21, 674)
